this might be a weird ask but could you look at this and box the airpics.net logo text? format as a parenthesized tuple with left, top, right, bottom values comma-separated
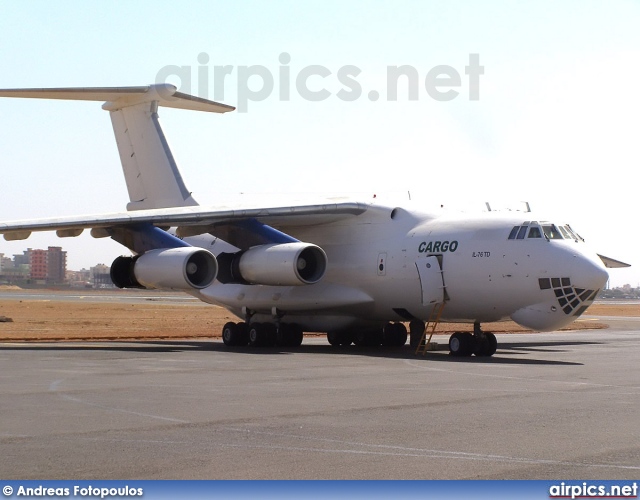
(156, 52, 483, 112)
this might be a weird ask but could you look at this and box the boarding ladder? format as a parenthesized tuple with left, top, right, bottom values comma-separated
(414, 302, 446, 355)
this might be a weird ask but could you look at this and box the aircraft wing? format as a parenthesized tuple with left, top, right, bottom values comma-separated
(597, 254, 632, 269)
(0, 201, 368, 243)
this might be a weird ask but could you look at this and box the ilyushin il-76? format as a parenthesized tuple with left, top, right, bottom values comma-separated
(0, 84, 628, 357)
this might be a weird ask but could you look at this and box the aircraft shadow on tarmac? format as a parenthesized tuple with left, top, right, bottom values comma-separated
(0, 339, 601, 366)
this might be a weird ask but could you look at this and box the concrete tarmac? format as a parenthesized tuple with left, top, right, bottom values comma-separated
(1, 317, 639, 480)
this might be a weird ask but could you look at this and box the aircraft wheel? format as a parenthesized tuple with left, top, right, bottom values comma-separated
(485, 332, 497, 356)
(353, 330, 367, 346)
(276, 324, 290, 346)
(237, 322, 250, 346)
(249, 323, 276, 347)
(391, 323, 408, 346)
(327, 331, 341, 346)
(382, 323, 407, 346)
(474, 332, 497, 357)
(382, 323, 396, 346)
(339, 331, 354, 346)
(370, 328, 383, 347)
(222, 322, 247, 346)
(353, 330, 375, 347)
(354, 329, 382, 347)
(328, 331, 353, 347)
(279, 324, 303, 347)
(248, 323, 263, 347)
(222, 322, 236, 346)
(449, 332, 474, 357)
(409, 320, 425, 348)
(288, 324, 304, 347)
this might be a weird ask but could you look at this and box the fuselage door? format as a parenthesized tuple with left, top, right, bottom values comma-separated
(415, 255, 445, 306)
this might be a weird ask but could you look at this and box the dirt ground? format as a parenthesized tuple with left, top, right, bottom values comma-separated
(0, 289, 634, 342)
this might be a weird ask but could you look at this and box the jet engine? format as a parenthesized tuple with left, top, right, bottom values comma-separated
(217, 242, 327, 286)
(110, 248, 218, 290)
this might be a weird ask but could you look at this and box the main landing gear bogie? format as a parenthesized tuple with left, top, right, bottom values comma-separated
(328, 322, 408, 348)
(221, 322, 304, 348)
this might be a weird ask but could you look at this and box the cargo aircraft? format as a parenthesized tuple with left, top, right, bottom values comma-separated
(0, 84, 628, 357)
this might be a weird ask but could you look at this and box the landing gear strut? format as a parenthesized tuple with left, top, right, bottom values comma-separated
(448, 322, 497, 357)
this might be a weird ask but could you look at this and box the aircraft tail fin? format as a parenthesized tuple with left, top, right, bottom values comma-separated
(0, 84, 235, 211)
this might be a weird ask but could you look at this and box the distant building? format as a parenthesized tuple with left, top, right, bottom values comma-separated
(14, 250, 30, 267)
(46, 246, 67, 284)
(23, 247, 67, 284)
(29, 249, 48, 281)
(1, 248, 68, 285)
(0, 253, 29, 283)
(66, 268, 92, 288)
(91, 264, 113, 288)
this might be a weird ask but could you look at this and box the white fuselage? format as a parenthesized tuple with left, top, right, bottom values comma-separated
(189, 203, 609, 334)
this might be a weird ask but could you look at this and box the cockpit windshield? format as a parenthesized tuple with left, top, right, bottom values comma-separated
(507, 221, 584, 242)
(541, 224, 563, 240)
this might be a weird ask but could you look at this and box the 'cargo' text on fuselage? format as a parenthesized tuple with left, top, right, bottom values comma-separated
(418, 240, 459, 253)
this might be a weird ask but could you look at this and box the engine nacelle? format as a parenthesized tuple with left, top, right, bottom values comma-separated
(110, 248, 217, 290)
(218, 242, 327, 286)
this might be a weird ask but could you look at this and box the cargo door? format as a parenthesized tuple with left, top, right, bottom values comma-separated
(415, 255, 445, 305)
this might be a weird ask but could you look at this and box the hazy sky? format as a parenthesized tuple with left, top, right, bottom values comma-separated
(1, 1, 639, 287)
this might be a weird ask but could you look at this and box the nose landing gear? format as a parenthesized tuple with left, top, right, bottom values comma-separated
(448, 322, 497, 357)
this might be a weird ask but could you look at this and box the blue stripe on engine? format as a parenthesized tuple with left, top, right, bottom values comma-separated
(111, 223, 190, 254)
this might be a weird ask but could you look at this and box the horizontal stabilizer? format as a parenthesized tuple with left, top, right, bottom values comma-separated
(0, 84, 235, 113)
(598, 254, 631, 269)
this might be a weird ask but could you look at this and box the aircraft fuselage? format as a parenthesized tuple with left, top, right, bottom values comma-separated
(195, 203, 609, 334)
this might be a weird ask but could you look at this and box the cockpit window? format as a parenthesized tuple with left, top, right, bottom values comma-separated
(528, 226, 542, 238)
(508, 222, 542, 240)
(564, 225, 584, 242)
(509, 221, 582, 242)
(542, 224, 563, 240)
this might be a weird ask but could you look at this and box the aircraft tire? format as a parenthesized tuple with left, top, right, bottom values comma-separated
(382, 323, 407, 347)
(249, 323, 277, 347)
(328, 330, 354, 346)
(276, 324, 290, 346)
(339, 331, 354, 346)
(327, 331, 341, 346)
(382, 323, 396, 346)
(353, 330, 367, 346)
(277, 324, 303, 347)
(237, 322, 250, 346)
(371, 329, 383, 347)
(288, 325, 304, 347)
(392, 323, 408, 346)
(222, 322, 241, 346)
(449, 332, 474, 357)
(355, 329, 382, 347)
(354, 330, 379, 347)
(474, 332, 497, 357)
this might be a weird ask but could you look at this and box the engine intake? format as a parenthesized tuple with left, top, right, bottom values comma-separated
(110, 248, 217, 290)
(217, 242, 327, 286)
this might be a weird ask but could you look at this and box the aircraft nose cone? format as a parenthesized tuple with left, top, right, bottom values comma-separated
(573, 252, 609, 291)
